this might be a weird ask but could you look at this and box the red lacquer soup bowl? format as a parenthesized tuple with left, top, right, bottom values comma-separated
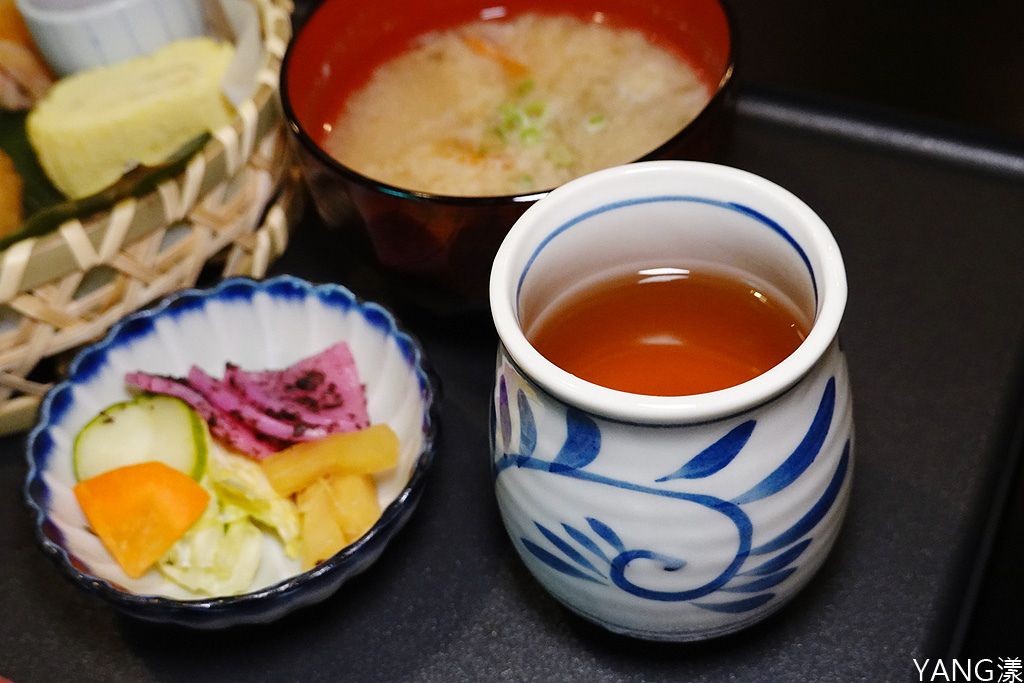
(282, 0, 736, 313)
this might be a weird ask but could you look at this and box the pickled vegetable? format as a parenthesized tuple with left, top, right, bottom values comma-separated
(73, 461, 209, 578)
(260, 424, 399, 497)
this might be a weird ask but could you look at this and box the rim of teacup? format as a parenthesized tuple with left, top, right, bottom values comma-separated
(489, 160, 848, 424)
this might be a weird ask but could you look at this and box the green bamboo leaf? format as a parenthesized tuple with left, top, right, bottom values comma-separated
(0, 119, 209, 251)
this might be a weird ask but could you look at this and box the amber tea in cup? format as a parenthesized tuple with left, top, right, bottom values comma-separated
(525, 264, 810, 396)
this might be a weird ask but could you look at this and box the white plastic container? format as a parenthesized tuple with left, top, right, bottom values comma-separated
(16, 0, 207, 76)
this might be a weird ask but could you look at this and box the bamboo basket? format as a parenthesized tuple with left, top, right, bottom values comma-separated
(0, 0, 303, 433)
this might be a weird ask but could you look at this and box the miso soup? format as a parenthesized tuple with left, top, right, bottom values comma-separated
(324, 13, 712, 197)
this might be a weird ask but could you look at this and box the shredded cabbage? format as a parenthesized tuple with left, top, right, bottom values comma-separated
(157, 435, 301, 596)
(206, 442, 301, 559)
(158, 490, 263, 596)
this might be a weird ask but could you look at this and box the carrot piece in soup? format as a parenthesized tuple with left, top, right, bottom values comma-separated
(461, 35, 529, 78)
(73, 461, 210, 578)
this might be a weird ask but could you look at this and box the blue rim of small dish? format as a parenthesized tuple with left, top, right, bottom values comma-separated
(23, 275, 439, 626)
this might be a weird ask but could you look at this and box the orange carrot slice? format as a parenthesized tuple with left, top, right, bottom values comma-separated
(73, 461, 210, 578)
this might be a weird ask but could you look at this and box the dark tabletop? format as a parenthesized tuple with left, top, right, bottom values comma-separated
(727, 0, 1024, 144)
(724, 0, 1024, 664)
(3, 1, 1024, 681)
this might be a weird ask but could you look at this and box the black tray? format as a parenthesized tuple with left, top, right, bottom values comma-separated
(2, 87, 1023, 682)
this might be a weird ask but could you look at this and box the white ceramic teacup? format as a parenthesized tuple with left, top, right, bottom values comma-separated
(489, 160, 854, 641)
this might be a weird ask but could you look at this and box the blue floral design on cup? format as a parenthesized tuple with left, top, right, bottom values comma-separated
(489, 161, 854, 641)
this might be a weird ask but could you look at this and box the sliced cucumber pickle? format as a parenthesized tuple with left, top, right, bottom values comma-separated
(73, 394, 207, 482)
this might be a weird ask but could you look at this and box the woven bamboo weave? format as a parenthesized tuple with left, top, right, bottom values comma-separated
(0, 0, 301, 433)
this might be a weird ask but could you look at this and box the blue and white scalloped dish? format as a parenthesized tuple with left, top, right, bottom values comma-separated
(24, 276, 437, 629)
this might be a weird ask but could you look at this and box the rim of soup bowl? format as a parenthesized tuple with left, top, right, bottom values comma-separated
(489, 160, 848, 425)
(279, 0, 736, 207)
